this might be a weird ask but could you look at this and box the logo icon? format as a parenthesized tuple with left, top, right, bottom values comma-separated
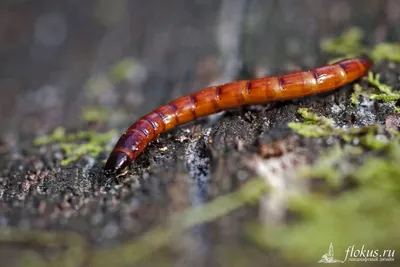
(319, 243, 344, 263)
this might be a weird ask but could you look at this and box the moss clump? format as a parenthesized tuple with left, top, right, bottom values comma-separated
(321, 27, 400, 63)
(367, 72, 400, 102)
(247, 138, 400, 264)
(288, 108, 335, 138)
(351, 72, 399, 111)
(288, 108, 384, 147)
(34, 127, 117, 166)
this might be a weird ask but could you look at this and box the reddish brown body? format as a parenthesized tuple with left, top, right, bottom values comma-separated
(104, 57, 372, 174)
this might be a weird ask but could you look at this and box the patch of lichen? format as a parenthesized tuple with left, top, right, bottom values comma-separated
(34, 127, 117, 166)
(321, 27, 400, 63)
(288, 108, 384, 147)
(246, 137, 400, 264)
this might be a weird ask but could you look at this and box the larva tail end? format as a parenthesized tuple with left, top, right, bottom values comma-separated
(104, 151, 129, 175)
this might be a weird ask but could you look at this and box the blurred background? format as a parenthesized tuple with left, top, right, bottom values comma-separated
(0, 1, 399, 267)
(1, 0, 399, 138)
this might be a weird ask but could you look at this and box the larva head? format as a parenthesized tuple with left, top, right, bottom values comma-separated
(104, 151, 130, 175)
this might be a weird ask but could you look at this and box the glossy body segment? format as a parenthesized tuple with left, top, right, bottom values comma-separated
(104, 57, 373, 173)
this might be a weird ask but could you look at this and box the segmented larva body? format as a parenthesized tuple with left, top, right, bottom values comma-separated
(104, 58, 372, 174)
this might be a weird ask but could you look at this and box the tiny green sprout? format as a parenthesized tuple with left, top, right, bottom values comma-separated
(367, 72, 400, 102)
(350, 83, 363, 106)
(34, 128, 117, 166)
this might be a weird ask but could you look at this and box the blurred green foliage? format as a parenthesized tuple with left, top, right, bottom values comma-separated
(288, 108, 385, 148)
(368, 72, 400, 101)
(34, 127, 117, 166)
(247, 138, 400, 264)
(321, 27, 400, 62)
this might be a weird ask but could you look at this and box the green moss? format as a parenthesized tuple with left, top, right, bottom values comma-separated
(289, 108, 383, 148)
(288, 108, 335, 138)
(368, 71, 400, 101)
(350, 83, 363, 106)
(246, 138, 400, 264)
(321, 27, 400, 62)
(297, 108, 335, 125)
(34, 127, 117, 166)
(368, 72, 395, 95)
(348, 72, 399, 112)
(287, 123, 330, 138)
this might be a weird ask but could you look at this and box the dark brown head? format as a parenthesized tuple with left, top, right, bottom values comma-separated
(104, 151, 130, 175)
